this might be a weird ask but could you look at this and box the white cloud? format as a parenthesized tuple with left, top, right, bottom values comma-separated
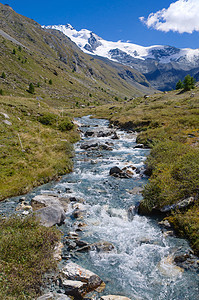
(140, 0, 199, 33)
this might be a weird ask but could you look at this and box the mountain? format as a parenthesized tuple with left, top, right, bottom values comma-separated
(45, 24, 199, 91)
(0, 4, 155, 107)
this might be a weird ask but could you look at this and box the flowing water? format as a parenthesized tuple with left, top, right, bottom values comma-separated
(1, 116, 198, 299)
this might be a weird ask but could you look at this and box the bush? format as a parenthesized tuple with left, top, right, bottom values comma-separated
(58, 117, 74, 131)
(38, 112, 57, 125)
(49, 79, 52, 85)
(0, 89, 3, 95)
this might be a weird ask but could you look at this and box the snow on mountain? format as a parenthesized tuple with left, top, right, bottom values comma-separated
(44, 24, 199, 65)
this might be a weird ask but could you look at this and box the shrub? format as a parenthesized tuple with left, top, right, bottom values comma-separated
(49, 79, 52, 85)
(58, 117, 74, 131)
(12, 48, 16, 55)
(38, 112, 56, 125)
(0, 89, 3, 95)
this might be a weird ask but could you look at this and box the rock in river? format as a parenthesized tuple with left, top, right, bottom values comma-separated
(60, 261, 104, 297)
(101, 296, 131, 300)
(109, 166, 132, 178)
(34, 205, 65, 227)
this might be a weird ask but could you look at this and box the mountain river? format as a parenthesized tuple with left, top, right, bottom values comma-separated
(0, 116, 198, 299)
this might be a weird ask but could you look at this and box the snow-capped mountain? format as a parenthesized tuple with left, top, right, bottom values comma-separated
(44, 24, 199, 90)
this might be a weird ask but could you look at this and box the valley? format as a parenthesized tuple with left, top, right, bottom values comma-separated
(0, 3, 199, 300)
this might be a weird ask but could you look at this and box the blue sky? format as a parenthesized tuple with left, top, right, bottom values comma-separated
(7, 0, 199, 49)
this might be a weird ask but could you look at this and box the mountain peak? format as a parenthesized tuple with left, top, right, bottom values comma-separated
(65, 23, 74, 30)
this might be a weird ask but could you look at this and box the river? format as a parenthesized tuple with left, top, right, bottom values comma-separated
(0, 116, 198, 299)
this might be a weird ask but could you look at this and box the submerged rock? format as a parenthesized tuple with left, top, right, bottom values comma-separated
(60, 261, 104, 297)
(91, 241, 115, 252)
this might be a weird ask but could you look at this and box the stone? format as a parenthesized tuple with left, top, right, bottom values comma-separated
(100, 296, 131, 300)
(61, 279, 86, 297)
(91, 241, 115, 252)
(111, 132, 119, 140)
(37, 293, 71, 300)
(109, 166, 122, 176)
(158, 255, 184, 277)
(127, 187, 143, 195)
(160, 196, 195, 213)
(15, 201, 32, 212)
(60, 262, 104, 296)
(80, 142, 98, 150)
(109, 166, 132, 178)
(31, 195, 63, 211)
(34, 205, 65, 227)
(84, 128, 114, 138)
(127, 205, 137, 220)
(133, 144, 144, 149)
(158, 219, 171, 229)
(2, 119, 12, 126)
(37, 293, 54, 300)
(0, 112, 9, 119)
(54, 242, 64, 261)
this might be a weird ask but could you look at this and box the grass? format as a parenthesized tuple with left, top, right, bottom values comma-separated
(0, 215, 61, 299)
(0, 95, 79, 200)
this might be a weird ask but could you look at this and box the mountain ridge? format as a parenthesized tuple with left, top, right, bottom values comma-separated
(45, 24, 199, 90)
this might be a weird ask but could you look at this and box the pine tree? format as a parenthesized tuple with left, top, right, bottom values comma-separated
(183, 75, 195, 91)
(1, 72, 6, 79)
(176, 80, 183, 90)
(28, 83, 35, 94)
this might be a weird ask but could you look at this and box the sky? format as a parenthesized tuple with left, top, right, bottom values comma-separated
(6, 0, 199, 49)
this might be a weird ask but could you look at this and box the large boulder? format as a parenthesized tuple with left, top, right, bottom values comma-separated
(34, 205, 65, 227)
(60, 261, 104, 297)
(31, 195, 64, 211)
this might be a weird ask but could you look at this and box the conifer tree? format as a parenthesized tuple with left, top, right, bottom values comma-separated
(28, 83, 35, 94)
(176, 80, 183, 90)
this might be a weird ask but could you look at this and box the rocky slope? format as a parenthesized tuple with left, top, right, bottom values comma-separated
(0, 4, 155, 106)
(45, 24, 199, 91)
